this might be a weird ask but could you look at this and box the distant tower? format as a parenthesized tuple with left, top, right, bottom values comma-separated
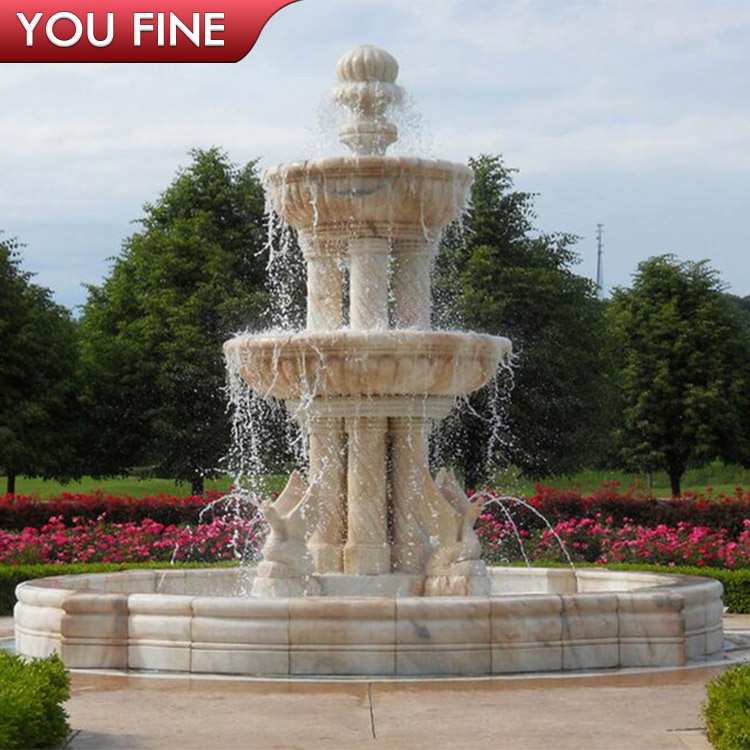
(595, 223, 604, 298)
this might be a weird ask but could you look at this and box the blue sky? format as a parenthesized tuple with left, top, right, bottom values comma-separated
(2, 0, 749, 310)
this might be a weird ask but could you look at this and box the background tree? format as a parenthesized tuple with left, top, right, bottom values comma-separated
(79, 149, 275, 494)
(433, 155, 610, 487)
(0, 235, 81, 494)
(608, 255, 750, 496)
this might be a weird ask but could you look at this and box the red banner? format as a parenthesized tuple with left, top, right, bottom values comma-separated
(0, 0, 300, 61)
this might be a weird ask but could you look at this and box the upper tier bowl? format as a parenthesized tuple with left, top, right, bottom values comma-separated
(265, 156, 474, 244)
(224, 330, 510, 401)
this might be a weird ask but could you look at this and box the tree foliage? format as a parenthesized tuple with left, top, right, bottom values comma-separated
(608, 255, 750, 496)
(434, 155, 609, 486)
(78, 148, 272, 493)
(0, 235, 81, 493)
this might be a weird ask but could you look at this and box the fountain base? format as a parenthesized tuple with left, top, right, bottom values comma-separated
(14, 567, 724, 677)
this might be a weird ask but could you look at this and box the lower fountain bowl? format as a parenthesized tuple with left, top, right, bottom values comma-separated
(223, 329, 511, 400)
(14, 567, 723, 677)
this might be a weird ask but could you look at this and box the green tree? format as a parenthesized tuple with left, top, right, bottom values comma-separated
(79, 148, 272, 494)
(434, 155, 610, 487)
(727, 294, 750, 332)
(608, 255, 750, 496)
(0, 235, 81, 494)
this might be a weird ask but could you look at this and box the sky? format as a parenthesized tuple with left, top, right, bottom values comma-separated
(2, 0, 749, 311)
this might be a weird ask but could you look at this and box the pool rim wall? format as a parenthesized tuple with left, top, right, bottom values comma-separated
(13, 566, 724, 677)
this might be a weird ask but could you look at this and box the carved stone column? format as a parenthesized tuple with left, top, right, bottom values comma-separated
(393, 241, 435, 329)
(303, 239, 343, 331)
(390, 416, 431, 573)
(343, 416, 390, 574)
(306, 417, 347, 573)
(348, 237, 389, 330)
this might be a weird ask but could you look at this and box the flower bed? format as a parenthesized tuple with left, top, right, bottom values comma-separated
(5, 485, 750, 535)
(478, 513, 750, 569)
(0, 515, 261, 566)
(481, 484, 750, 538)
(0, 491, 222, 530)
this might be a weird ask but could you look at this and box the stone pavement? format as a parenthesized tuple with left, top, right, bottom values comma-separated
(64, 668, 718, 750)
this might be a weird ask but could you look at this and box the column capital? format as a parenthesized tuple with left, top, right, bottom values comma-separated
(299, 235, 346, 260)
(392, 238, 438, 256)
(345, 415, 388, 433)
(389, 415, 430, 433)
(348, 237, 390, 256)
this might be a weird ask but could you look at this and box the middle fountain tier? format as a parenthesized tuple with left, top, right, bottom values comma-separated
(224, 45, 511, 597)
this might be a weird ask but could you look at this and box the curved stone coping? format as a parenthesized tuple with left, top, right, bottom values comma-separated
(14, 567, 724, 677)
(264, 156, 474, 242)
(224, 329, 511, 401)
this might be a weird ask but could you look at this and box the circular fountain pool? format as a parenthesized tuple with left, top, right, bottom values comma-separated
(14, 567, 723, 677)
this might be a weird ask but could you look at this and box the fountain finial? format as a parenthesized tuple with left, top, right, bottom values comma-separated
(334, 45, 403, 155)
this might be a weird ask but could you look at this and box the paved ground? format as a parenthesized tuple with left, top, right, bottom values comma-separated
(64, 668, 719, 750)
(5, 615, 750, 749)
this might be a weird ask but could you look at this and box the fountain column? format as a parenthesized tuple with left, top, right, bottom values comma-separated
(306, 416, 347, 573)
(348, 237, 390, 330)
(303, 239, 343, 331)
(394, 241, 436, 329)
(344, 234, 391, 574)
(343, 415, 390, 574)
(390, 415, 431, 573)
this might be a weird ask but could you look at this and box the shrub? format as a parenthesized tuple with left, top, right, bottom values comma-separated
(704, 665, 750, 750)
(0, 652, 70, 749)
(0, 492, 222, 530)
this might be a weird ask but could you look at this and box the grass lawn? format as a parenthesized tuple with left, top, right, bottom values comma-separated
(3, 462, 749, 499)
(492, 461, 750, 498)
(0, 474, 288, 498)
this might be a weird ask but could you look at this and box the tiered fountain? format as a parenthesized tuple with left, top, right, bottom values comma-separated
(14, 46, 724, 678)
(224, 44, 509, 600)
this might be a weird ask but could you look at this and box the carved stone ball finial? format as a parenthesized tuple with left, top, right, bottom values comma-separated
(336, 44, 399, 83)
(333, 45, 404, 156)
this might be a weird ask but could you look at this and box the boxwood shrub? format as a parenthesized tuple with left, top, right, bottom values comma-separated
(704, 665, 750, 750)
(0, 652, 70, 750)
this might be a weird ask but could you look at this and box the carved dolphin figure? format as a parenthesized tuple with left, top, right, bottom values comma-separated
(424, 468, 486, 583)
(256, 470, 317, 581)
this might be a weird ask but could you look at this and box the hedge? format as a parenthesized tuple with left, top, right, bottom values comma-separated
(0, 492, 222, 530)
(703, 664, 750, 749)
(0, 561, 237, 616)
(4, 488, 750, 536)
(0, 652, 70, 750)
(1, 561, 749, 616)
(484, 489, 750, 538)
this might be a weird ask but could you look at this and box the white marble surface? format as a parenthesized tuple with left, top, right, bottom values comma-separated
(13, 567, 727, 677)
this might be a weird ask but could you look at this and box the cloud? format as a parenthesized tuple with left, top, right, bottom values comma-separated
(1, 0, 749, 308)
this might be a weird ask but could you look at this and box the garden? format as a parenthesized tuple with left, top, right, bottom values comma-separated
(3, 483, 750, 619)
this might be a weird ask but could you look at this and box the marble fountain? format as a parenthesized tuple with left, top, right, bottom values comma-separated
(14, 46, 724, 678)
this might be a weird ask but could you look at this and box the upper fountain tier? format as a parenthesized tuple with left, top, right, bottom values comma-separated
(265, 45, 473, 246)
